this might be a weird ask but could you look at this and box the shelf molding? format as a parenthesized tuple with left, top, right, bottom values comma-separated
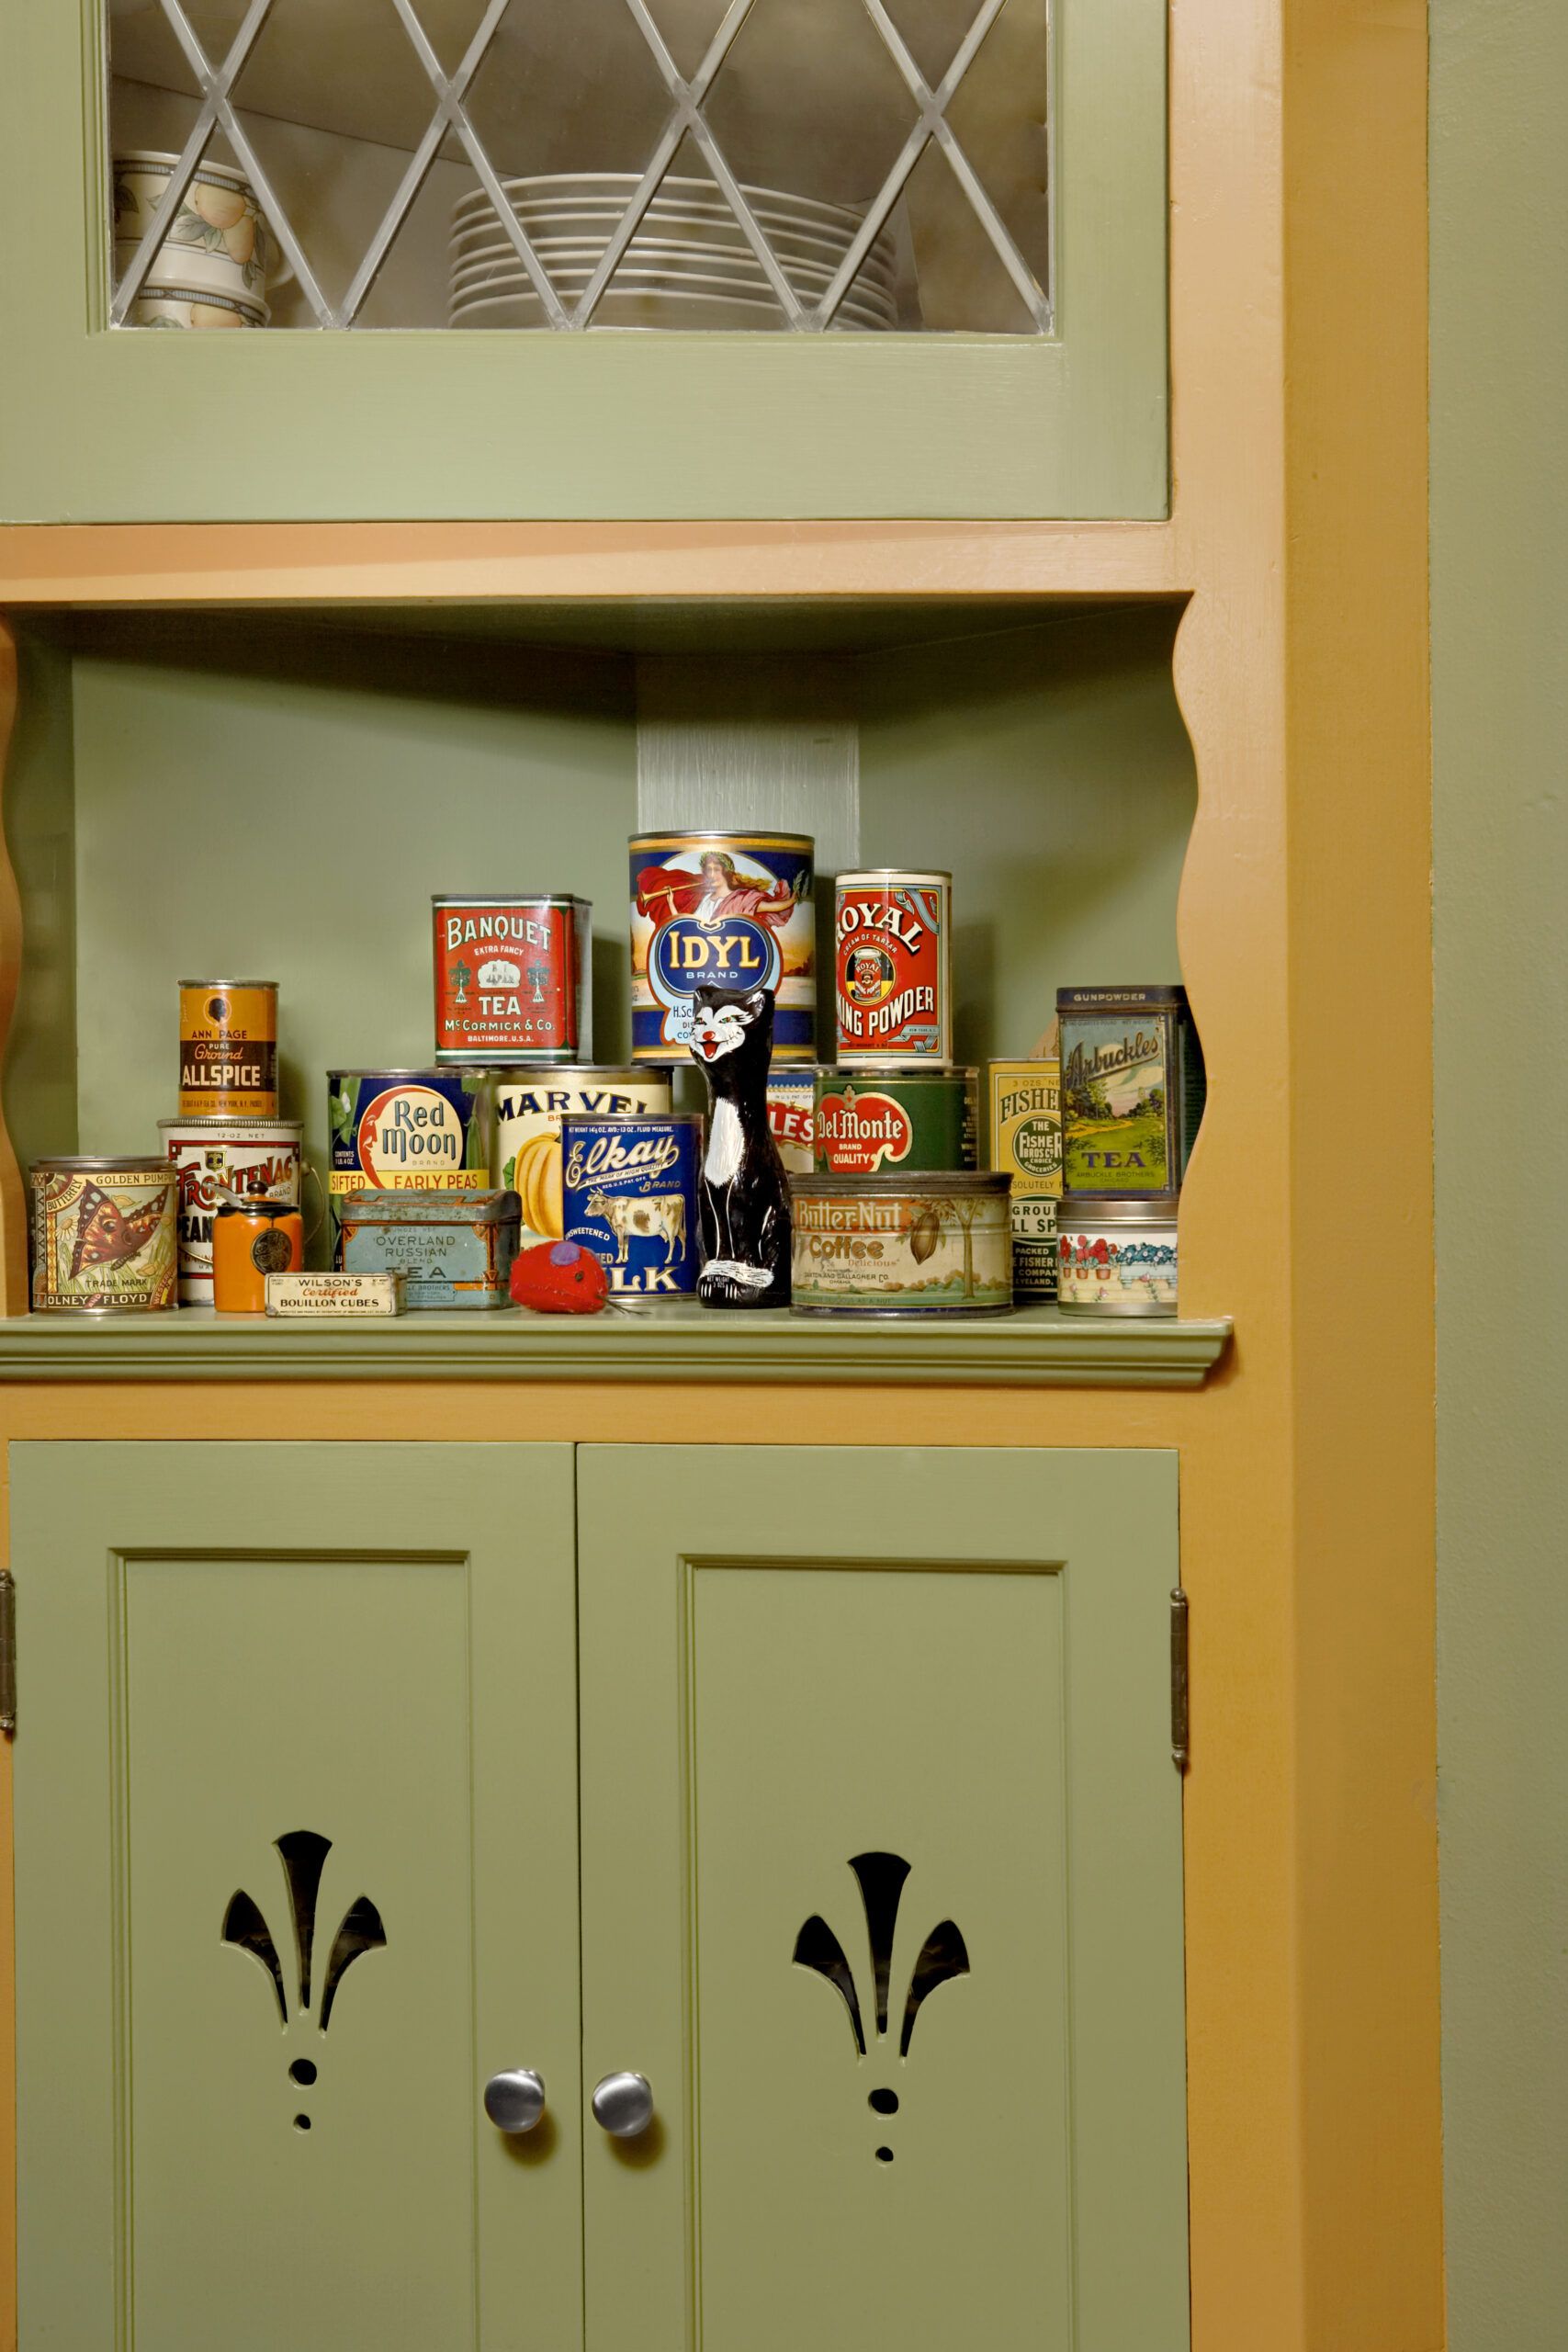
(0, 1301, 1232, 1387)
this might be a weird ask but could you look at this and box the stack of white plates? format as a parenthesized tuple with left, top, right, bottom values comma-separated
(449, 173, 899, 331)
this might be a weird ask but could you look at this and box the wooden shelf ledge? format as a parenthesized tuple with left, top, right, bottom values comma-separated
(0, 1301, 1231, 1387)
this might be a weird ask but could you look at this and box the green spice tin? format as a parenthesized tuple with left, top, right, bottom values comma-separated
(1056, 986, 1206, 1196)
(811, 1067, 976, 1176)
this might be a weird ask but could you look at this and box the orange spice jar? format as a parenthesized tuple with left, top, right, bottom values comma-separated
(211, 1191, 303, 1314)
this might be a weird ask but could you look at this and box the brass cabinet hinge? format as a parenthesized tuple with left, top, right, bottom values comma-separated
(1169, 1588, 1189, 1771)
(0, 1569, 14, 1736)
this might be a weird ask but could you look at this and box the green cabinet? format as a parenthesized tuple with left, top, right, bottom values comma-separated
(12, 1439, 1188, 2349)
(11, 1442, 584, 2352)
(0, 1, 1168, 523)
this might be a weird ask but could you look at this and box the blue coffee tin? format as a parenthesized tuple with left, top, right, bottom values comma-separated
(561, 1114, 702, 1300)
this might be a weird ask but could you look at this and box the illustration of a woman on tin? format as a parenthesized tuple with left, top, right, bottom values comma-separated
(636, 850, 804, 931)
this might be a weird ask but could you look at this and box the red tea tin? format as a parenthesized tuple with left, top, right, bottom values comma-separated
(433, 894, 592, 1065)
(834, 870, 953, 1067)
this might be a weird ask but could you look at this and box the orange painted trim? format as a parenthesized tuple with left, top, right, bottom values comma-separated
(0, 519, 1185, 609)
(0, 628, 26, 1321)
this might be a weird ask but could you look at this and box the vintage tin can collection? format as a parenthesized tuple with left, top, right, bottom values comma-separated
(158, 1115, 304, 1303)
(629, 831, 815, 1062)
(433, 894, 592, 1066)
(178, 979, 278, 1116)
(833, 870, 952, 1067)
(1057, 985, 1206, 1195)
(340, 1187, 521, 1308)
(561, 1113, 701, 1298)
(28, 1157, 178, 1312)
(790, 1170, 1011, 1317)
(765, 1063, 823, 1175)
(1055, 1193, 1179, 1317)
(212, 1193, 304, 1314)
(988, 1057, 1063, 1299)
(492, 1065, 673, 1244)
(812, 1067, 976, 1176)
(328, 1068, 491, 1259)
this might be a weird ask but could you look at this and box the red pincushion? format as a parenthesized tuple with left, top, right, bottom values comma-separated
(510, 1238, 611, 1315)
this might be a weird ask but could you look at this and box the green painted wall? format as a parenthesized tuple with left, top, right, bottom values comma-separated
(1432, 5, 1568, 2344)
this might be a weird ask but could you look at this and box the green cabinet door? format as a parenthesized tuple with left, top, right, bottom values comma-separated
(11, 1441, 581, 2352)
(577, 1444, 1189, 2352)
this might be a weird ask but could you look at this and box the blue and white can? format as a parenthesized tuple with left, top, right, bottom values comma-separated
(561, 1114, 703, 1300)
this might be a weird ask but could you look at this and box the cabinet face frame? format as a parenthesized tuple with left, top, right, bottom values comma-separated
(0, 0, 1167, 523)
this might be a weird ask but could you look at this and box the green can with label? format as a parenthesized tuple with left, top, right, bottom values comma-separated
(811, 1067, 976, 1176)
(1057, 985, 1207, 1195)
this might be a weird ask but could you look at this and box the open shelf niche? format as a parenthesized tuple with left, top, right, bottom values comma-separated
(1, 594, 1228, 1379)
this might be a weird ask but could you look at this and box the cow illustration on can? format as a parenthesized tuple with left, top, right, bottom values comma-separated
(560, 1114, 702, 1299)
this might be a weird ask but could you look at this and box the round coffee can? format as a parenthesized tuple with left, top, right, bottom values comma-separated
(29, 1157, 178, 1312)
(833, 872, 952, 1067)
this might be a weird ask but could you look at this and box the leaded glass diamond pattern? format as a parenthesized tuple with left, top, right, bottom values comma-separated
(107, 0, 1052, 331)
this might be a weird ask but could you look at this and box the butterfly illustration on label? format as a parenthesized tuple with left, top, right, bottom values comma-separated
(68, 1183, 165, 1280)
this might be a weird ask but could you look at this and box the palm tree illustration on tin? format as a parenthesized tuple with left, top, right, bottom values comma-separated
(222, 1830, 387, 2044)
(793, 1851, 970, 2060)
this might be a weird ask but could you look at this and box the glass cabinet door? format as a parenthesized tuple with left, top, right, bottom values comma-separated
(0, 0, 1166, 520)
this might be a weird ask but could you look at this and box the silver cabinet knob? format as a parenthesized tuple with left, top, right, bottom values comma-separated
(592, 2070, 655, 2138)
(483, 2068, 547, 2134)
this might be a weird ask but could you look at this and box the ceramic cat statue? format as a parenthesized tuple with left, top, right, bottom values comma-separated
(687, 982, 792, 1309)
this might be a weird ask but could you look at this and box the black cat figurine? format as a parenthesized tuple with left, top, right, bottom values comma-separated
(687, 982, 792, 1309)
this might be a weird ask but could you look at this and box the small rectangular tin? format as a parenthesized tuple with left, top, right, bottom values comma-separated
(178, 979, 278, 1117)
(834, 870, 953, 1067)
(790, 1170, 1012, 1317)
(813, 1067, 976, 1175)
(328, 1068, 492, 1261)
(1057, 985, 1206, 1196)
(433, 894, 592, 1065)
(1056, 1193, 1179, 1317)
(339, 1188, 520, 1308)
(561, 1113, 702, 1300)
(29, 1157, 179, 1312)
(265, 1271, 406, 1318)
(988, 1058, 1062, 1299)
(630, 831, 815, 1062)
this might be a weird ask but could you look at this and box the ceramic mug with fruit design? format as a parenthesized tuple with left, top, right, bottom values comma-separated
(492, 1069, 674, 1248)
(127, 288, 269, 331)
(113, 151, 292, 316)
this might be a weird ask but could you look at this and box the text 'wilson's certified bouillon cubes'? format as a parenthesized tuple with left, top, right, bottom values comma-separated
(1057, 986, 1206, 1194)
